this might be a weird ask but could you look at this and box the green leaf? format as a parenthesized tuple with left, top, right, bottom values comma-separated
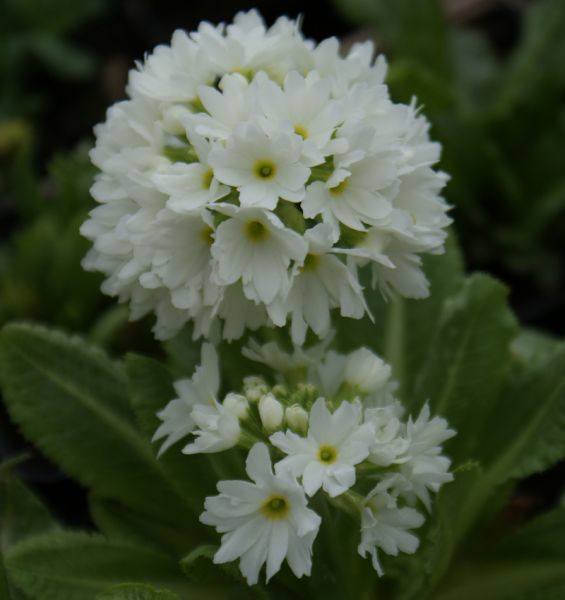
(335, 231, 464, 406)
(89, 495, 198, 558)
(0, 323, 195, 523)
(180, 546, 268, 599)
(435, 509, 565, 600)
(97, 583, 180, 600)
(496, 0, 565, 112)
(5, 531, 190, 600)
(125, 354, 219, 514)
(414, 273, 517, 462)
(0, 467, 59, 599)
(479, 344, 565, 480)
(332, 0, 449, 76)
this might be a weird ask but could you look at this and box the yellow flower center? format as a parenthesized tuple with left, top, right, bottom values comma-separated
(254, 160, 277, 180)
(329, 177, 350, 196)
(245, 220, 269, 243)
(294, 124, 309, 140)
(261, 495, 290, 520)
(301, 253, 320, 273)
(202, 168, 214, 190)
(317, 444, 338, 464)
(200, 225, 214, 246)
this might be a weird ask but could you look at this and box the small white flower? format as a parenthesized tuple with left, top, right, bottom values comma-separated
(364, 405, 409, 467)
(182, 400, 241, 455)
(269, 224, 368, 345)
(358, 487, 425, 576)
(259, 393, 285, 431)
(152, 130, 229, 213)
(223, 392, 250, 419)
(152, 343, 219, 455)
(397, 404, 456, 510)
(242, 335, 333, 372)
(344, 347, 392, 394)
(302, 152, 393, 235)
(211, 206, 307, 305)
(200, 443, 321, 584)
(271, 398, 374, 497)
(209, 123, 310, 209)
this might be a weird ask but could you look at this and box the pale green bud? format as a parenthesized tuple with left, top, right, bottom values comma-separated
(258, 393, 284, 431)
(285, 404, 309, 434)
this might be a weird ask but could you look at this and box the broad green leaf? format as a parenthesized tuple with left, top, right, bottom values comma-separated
(435, 509, 565, 600)
(5, 531, 190, 600)
(180, 546, 269, 599)
(97, 583, 180, 600)
(125, 354, 221, 512)
(0, 323, 194, 523)
(479, 344, 565, 480)
(336, 231, 464, 406)
(89, 495, 199, 558)
(0, 467, 59, 599)
(414, 273, 517, 462)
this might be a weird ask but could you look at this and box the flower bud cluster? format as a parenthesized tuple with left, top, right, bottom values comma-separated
(82, 10, 451, 343)
(154, 341, 455, 584)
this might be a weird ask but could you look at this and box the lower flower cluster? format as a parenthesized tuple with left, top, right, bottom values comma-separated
(154, 341, 455, 584)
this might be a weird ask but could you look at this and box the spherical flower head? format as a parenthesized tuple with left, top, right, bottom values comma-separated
(82, 10, 450, 344)
(200, 443, 321, 584)
(271, 398, 374, 497)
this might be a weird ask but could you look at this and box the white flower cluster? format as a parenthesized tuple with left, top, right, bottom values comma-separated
(154, 342, 455, 584)
(82, 10, 451, 343)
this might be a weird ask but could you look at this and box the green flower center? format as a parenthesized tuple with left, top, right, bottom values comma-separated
(245, 220, 269, 243)
(329, 177, 350, 196)
(261, 495, 290, 520)
(200, 225, 214, 246)
(254, 160, 276, 180)
(317, 444, 338, 464)
(202, 168, 214, 190)
(294, 124, 309, 139)
(301, 253, 320, 273)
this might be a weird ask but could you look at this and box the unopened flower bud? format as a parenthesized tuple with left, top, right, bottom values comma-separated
(223, 393, 249, 420)
(285, 404, 309, 434)
(259, 393, 284, 431)
(344, 348, 391, 393)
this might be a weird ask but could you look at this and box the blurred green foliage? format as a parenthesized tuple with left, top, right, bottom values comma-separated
(333, 0, 565, 289)
(0, 0, 107, 120)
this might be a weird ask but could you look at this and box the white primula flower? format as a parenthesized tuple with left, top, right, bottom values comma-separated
(200, 443, 322, 584)
(344, 347, 392, 394)
(271, 398, 374, 497)
(209, 123, 310, 209)
(269, 224, 369, 345)
(152, 343, 219, 455)
(254, 70, 346, 165)
(223, 392, 250, 420)
(211, 205, 307, 305)
(302, 149, 394, 235)
(152, 130, 229, 213)
(358, 486, 425, 576)
(83, 10, 450, 342)
(242, 335, 333, 372)
(191, 73, 253, 140)
(397, 404, 456, 510)
(364, 405, 410, 467)
(182, 399, 241, 455)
